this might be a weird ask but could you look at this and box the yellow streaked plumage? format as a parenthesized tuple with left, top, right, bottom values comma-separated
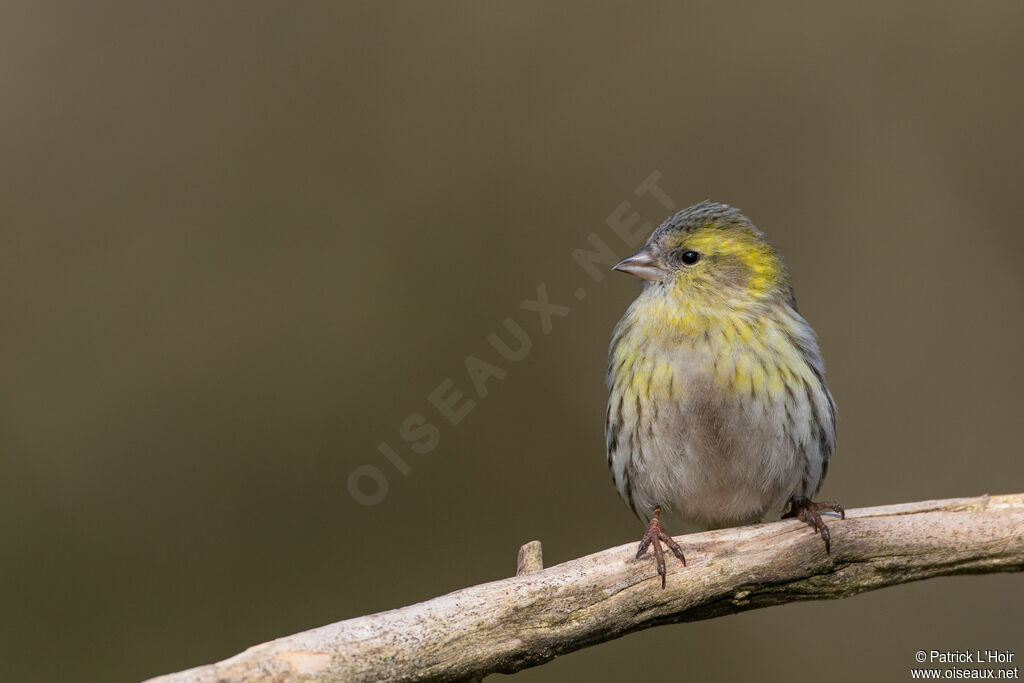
(606, 201, 843, 588)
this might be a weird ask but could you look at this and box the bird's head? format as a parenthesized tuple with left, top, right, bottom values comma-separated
(613, 201, 793, 307)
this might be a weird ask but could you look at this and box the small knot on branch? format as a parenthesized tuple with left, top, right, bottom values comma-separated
(516, 540, 544, 576)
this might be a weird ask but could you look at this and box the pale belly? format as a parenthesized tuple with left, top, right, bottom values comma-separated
(607, 348, 827, 528)
(632, 398, 806, 527)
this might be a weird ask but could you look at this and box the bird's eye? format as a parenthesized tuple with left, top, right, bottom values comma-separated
(680, 250, 701, 265)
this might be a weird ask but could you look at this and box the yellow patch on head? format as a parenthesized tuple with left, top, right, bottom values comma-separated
(663, 222, 787, 303)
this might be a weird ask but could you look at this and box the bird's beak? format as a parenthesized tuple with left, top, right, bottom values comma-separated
(613, 248, 667, 282)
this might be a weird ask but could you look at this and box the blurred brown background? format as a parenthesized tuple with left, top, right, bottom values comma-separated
(2, 2, 1023, 681)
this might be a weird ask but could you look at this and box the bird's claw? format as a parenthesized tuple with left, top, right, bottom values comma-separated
(784, 497, 844, 553)
(636, 505, 686, 588)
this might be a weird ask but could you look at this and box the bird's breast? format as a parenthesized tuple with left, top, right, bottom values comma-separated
(606, 299, 831, 526)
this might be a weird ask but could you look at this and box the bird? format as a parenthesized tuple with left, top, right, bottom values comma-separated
(606, 201, 843, 588)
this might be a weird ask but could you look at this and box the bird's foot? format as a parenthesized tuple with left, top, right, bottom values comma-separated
(636, 505, 686, 588)
(783, 496, 845, 553)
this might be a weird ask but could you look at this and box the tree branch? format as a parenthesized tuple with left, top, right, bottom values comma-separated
(148, 494, 1024, 682)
